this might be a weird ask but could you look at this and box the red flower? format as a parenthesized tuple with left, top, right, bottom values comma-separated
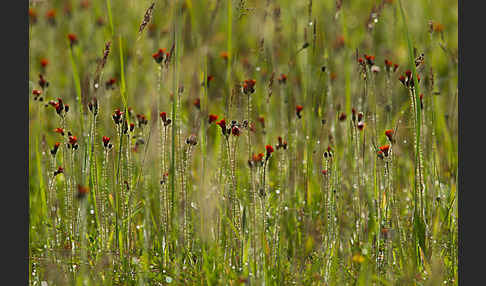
(160, 112, 167, 122)
(339, 112, 347, 121)
(399, 75, 406, 86)
(217, 119, 227, 135)
(46, 9, 56, 21)
(67, 33, 78, 46)
(193, 98, 201, 109)
(393, 64, 399, 72)
(296, 105, 303, 119)
(258, 116, 265, 128)
(231, 126, 241, 136)
(29, 8, 38, 23)
(208, 114, 218, 124)
(379, 145, 390, 157)
(385, 129, 394, 142)
(51, 142, 61, 156)
(384, 59, 392, 68)
(40, 58, 49, 68)
(54, 166, 64, 176)
(278, 74, 287, 84)
(69, 136, 78, 145)
(321, 169, 328, 175)
(54, 128, 65, 136)
(420, 93, 424, 109)
(220, 51, 229, 60)
(77, 185, 89, 199)
(364, 54, 375, 66)
(152, 48, 167, 64)
(102, 136, 110, 147)
(276, 136, 288, 150)
(106, 78, 116, 89)
(112, 109, 123, 124)
(32, 89, 42, 96)
(265, 144, 274, 158)
(358, 57, 364, 65)
(357, 122, 365, 131)
(242, 79, 256, 94)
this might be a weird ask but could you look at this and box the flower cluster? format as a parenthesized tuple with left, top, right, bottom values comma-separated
(242, 79, 256, 95)
(49, 98, 69, 116)
(399, 70, 421, 88)
(160, 112, 172, 126)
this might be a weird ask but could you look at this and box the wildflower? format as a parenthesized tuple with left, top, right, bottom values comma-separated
(364, 54, 375, 66)
(324, 146, 333, 159)
(77, 185, 89, 199)
(130, 123, 135, 132)
(40, 58, 48, 69)
(160, 111, 171, 126)
(54, 166, 64, 176)
(217, 119, 227, 136)
(296, 105, 303, 119)
(231, 126, 241, 136)
(186, 134, 198, 146)
(276, 136, 288, 150)
(68, 136, 78, 150)
(377, 150, 384, 159)
(321, 169, 328, 175)
(379, 144, 390, 157)
(152, 48, 167, 64)
(371, 65, 380, 74)
(38, 74, 49, 90)
(68, 33, 78, 47)
(357, 122, 365, 131)
(277, 73, 287, 85)
(265, 144, 274, 160)
(88, 97, 99, 116)
(393, 63, 399, 72)
(242, 79, 256, 95)
(96, 16, 105, 27)
(46, 9, 56, 25)
(258, 116, 265, 128)
(208, 114, 218, 124)
(49, 98, 64, 116)
(339, 112, 347, 121)
(105, 78, 116, 89)
(54, 128, 65, 136)
(193, 98, 201, 109)
(330, 72, 337, 81)
(112, 109, 123, 125)
(51, 142, 61, 156)
(102, 136, 111, 148)
(202, 76, 214, 88)
(249, 153, 265, 168)
(220, 51, 229, 60)
(136, 114, 148, 127)
(385, 129, 394, 142)
(80, 0, 90, 9)
(29, 8, 38, 24)
(32, 89, 42, 101)
(351, 108, 357, 123)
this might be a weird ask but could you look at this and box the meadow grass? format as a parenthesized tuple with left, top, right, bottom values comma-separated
(29, 0, 457, 284)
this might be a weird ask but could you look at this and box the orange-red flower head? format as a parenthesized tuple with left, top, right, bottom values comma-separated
(379, 145, 390, 157)
(385, 129, 394, 142)
(208, 114, 218, 124)
(296, 105, 303, 119)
